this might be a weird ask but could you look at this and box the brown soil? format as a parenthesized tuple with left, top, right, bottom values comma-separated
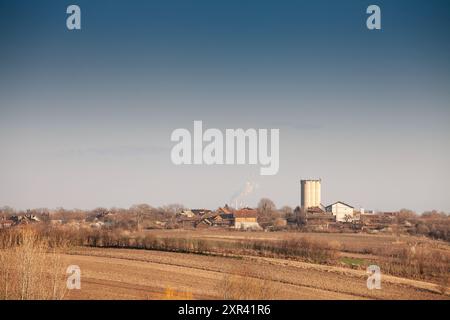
(62, 246, 449, 300)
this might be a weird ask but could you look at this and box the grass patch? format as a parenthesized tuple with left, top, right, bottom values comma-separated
(340, 256, 366, 267)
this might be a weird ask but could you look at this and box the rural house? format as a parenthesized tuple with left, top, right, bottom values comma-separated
(326, 201, 355, 222)
(234, 208, 261, 230)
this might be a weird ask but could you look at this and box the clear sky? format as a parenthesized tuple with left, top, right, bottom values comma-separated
(1, 0, 449, 212)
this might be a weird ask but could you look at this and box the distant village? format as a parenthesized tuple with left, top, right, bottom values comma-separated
(1, 179, 449, 241)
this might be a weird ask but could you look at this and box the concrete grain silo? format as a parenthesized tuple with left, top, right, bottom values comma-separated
(310, 181, 316, 209)
(300, 179, 321, 209)
(314, 180, 321, 207)
(300, 180, 308, 209)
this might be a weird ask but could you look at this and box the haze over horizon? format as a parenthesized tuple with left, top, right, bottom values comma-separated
(1, 0, 449, 213)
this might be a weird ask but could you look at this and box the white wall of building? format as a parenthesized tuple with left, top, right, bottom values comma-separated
(235, 221, 261, 230)
(326, 202, 354, 222)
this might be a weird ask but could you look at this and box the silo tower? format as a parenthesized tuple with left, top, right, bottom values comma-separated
(300, 179, 322, 209)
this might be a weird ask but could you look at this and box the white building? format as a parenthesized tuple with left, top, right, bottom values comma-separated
(233, 209, 262, 230)
(326, 201, 354, 222)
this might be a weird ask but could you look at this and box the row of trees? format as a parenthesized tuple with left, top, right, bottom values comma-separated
(2, 203, 449, 240)
(3, 202, 447, 223)
(0, 203, 185, 222)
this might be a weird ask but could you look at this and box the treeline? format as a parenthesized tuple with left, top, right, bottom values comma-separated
(2, 204, 450, 242)
(0, 204, 186, 230)
(377, 245, 449, 284)
(31, 225, 339, 264)
(395, 209, 450, 242)
(42, 225, 448, 282)
(0, 200, 294, 231)
(1, 225, 448, 284)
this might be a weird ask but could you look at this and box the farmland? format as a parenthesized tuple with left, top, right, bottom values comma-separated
(1, 228, 449, 300)
(62, 245, 446, 300)
(58, 229, 449, 300)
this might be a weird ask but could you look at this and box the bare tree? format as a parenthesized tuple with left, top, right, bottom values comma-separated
(280, 206, 293, 218)
(257, 198, 276, 216)
(159, 204, 185, 222)
(294, 206, 306, 225)
(257, 198, 278, 228)
(397, 209, 417, 223)
(130, 204, 153, 230)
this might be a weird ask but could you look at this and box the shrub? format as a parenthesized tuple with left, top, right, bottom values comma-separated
(0, 227, 67, 300)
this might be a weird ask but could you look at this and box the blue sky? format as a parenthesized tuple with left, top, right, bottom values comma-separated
(0, 0, 449, 212)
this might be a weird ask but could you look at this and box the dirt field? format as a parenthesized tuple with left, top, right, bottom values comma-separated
(62, 244, 449, 300)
